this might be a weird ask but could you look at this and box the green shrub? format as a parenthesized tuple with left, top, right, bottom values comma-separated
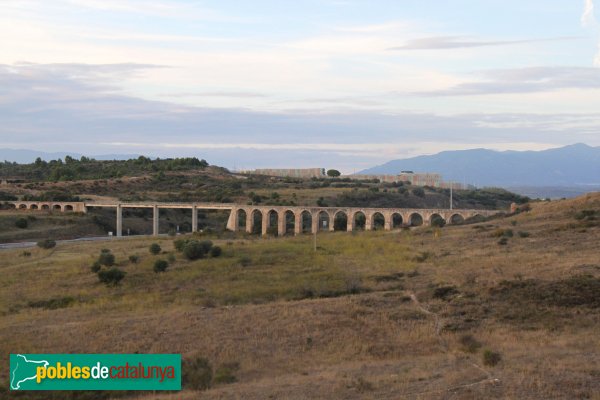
(21, 251, 31, 257)
(15, 218, 28, 229)
(459, 334, 482, 353)
(412, 187, 425, 197)
(174, 238, 189, 252)
(518, 231, 530, 238)
(153, 259, 169, 273)
(90, 261, 102, 273)
(183, 240, 213, 260)
(239, 256, 252, 267)
(483, 349, 501, 366)
(182, 357, 212, 390)
(433, 285, 459, 300)
(98, 251, 115, 266)
(128, 255, 140, 264)
(97, 268, 126, 286)
(210, 246, 222, 257)
(213, 362, 239, 384)
(149, 243, 161, 255)
(498, 237, 508, 245)
(503, 229, 514, 237)
(37, 239, 56, 249)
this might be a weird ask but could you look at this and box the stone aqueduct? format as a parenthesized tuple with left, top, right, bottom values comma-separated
(5, 201, 499, 237)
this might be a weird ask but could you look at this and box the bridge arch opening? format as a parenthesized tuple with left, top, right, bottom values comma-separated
(30, 204, 38, 210)
(430, 213, 446, 227)
(392, 213, 403, 229)
(409, 213, 424, 227)
(53, 204, 62, 211)
(333, 211, 348, 231)
(251, 209, 263, 234)
(267, 210, 279, 235)
(237, 209, 247, 231)
(371, 212, 385, 230)
(5, 203, 16, 210)
(450, 214, 465, 225)
(284, 210, 295, 235)
(300, 210, 312, 233)
(18, 204, 27, 210)
(317, 211, 330, 231)
(41, 204, 50, 211)
(353, 211, 366, 231)
(64, 205, 74, 212)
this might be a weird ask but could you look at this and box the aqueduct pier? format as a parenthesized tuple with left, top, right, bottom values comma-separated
(5, 201, 501, 237)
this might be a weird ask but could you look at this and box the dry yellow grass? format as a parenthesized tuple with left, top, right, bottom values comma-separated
(0, 193, 599, 399)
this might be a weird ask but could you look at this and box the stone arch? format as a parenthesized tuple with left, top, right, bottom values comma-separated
(353, 211, 366, 230)
(391, 212, 403, 229)
(333, 210, 348, 231)
(251, 209, 263, 234)
(237, 208, 247, 231)
(371, 212, 385, 230)
(30, 204, 39, 210)
(430, 213, 446, 227)
(284, 210, 295, 235)
(409, 212, 424, 226)
(41, 204, 50, 211)
(300, 210, 312, 233)
(18, 203, 27, 210)
(6, 203, 16, 210)
(317, 210, 330, 231)
(449, 213, 465, 225)
(53, 204, 62, 211)
(64, 204, 74, 212)
(266, 209, 279, 235)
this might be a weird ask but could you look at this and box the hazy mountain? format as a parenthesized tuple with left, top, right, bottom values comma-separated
(359, 143, 600, 189)
(0, 148, 140, 163)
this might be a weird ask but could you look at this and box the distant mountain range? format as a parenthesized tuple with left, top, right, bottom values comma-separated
(359, 143, 600, 196)
(0, 149, 139, 163)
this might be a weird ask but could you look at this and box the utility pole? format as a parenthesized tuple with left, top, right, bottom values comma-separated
(450, 182, 453, 210)
(313, 228, 317, 252)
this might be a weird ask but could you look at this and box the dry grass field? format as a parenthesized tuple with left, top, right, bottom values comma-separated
(0, 193, 599, 399)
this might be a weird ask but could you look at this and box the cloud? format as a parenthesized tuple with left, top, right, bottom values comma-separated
(160, 91, 268, 99)
(416, 67, 600, 96)
(387, 36, 579, 50)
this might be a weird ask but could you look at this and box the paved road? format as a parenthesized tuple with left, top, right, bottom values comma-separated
(0, 235, 166, 250)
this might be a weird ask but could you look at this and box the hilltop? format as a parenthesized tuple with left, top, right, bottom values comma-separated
(0, 192, 598, 399)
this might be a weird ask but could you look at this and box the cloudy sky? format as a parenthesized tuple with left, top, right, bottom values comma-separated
(1, 0, 600, 171)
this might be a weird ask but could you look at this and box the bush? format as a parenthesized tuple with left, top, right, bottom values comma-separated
(182, 357, 212, 390)
(15, 218, 28, 229)
(90, 261, 102, 273)
(213, 362, 239, 384)
(498, 237, 508, 245)
(239, 256, 252, 267)
(153, 259, 169, 273)
(128, 255, 140, 264)
(174, 238, 189, 252)
(183, 240, 213, 260)
(459, 334, 482, 353)
(433, 285, 459, 300)
(37, 239, 56, 249)
(210, 246, 222, 257)
(98, 251, 115, 266)
(149, 243, 161, 255)
(483, 349, 502, 366)
(97, 268, 126, 286)
(412, 187, 425, 197)
(518, 231, 530, 238)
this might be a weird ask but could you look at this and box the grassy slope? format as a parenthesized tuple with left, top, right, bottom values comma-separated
(0, 193, 598, 399)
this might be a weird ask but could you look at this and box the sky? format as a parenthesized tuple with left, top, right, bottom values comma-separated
(1, 0, 600, 172)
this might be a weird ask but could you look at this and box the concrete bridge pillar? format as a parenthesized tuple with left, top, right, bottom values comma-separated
(261, 210, 269, 236)
(277, 211, 286, 236)
(328, 212, 335, 232)
(365, 213, 373, 231)
(311, 212, 319, 234)
(116, 204, 122, 237)
(153, 206, 159, 236)
(384, 217, 392, 231)
(347, 214, 354, 232)
(192, 206, 198, 233)
(294, 213, 302, 235)
(246, 210, 253, 233)
(226, 209, 239, 232)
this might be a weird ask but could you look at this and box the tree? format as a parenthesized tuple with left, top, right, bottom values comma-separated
(97, 268, 126, 286)
(98, 251, 115, 266)
(326, 169, 341, 177)
(153, 259, 169, 273)
(15, 218, 28, 229)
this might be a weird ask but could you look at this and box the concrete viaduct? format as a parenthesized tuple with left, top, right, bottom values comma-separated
(5, 201, 500, 237)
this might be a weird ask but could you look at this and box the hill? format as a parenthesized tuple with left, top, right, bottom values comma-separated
(0, 193, 598, 399)
(359, 143, 600, 189)
(0, 148, 139, 164)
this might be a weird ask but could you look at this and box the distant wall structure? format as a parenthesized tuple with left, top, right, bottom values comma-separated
(245, 168, 326, 179)
(346, 171, 473, 190)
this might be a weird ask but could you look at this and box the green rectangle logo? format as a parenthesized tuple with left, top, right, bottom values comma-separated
(10, 354, 181, 391)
